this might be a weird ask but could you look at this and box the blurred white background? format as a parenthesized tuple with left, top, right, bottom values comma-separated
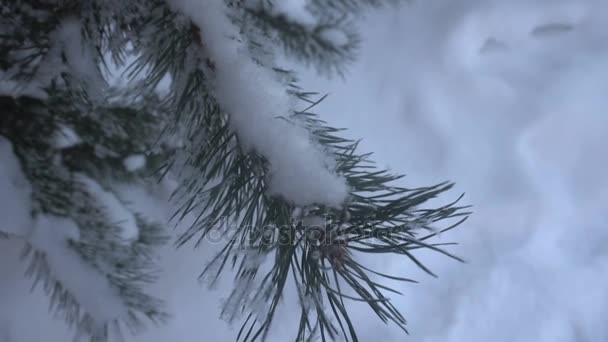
(2, 0, 608, 341)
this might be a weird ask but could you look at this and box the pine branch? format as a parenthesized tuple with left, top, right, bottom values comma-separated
(0, 92, 171, 341)
(170, 89, 470, 341)
(1, 1, 470, 341)
(127, 2, 470, 340)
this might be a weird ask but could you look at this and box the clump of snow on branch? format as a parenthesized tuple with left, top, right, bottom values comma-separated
(318, 28, 350, 47)
(268, 0, 317, 28)
(76, 175, 140, 242)
(168, 0, 349, 208)
(123, 154, 147, 172)
(0, 138, 33, 238)
(27, 214, 129, 322)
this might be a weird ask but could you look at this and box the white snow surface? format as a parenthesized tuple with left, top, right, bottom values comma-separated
(2, 0, 608, 341)
(168, 0, 349, 208)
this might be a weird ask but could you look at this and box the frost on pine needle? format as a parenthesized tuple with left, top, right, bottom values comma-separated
(240, 249, 269, 270)
(220, 269, 272, 325)
(298, 289, 317, 314)
(220, 280, 252, 324)
(409, 216, 443, 237)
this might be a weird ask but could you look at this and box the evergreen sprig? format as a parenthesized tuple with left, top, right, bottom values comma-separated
(172, 90, 470, 341)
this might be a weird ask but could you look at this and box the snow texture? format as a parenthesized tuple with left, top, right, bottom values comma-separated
(77, 175, 140, 242)
(168, 0, 348, 208)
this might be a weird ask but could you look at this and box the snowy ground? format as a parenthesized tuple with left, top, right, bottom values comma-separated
(2, 0, 608, 341)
